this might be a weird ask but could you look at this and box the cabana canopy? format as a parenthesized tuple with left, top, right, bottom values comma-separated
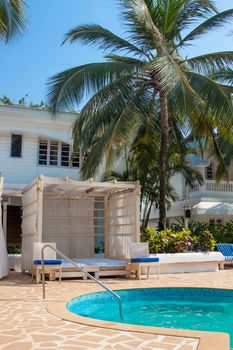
(0, 177, 9, 278)
(21, 176, 141, 273)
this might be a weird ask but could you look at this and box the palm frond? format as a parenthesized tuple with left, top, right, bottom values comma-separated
(46, 62, 138, 112)
(154, 0, 216, 42)
(105, 54, 144, 65)
(177, 8, 233, 48)
(187, 71, 233, 134)
(80, 85, 151, 177)
(211, 68, 233, 85)
(175, 0, 217, 31)
(213, 138, 233, 181)
(0, 0, 27, 42)
(120, 0, 166, 51)
(187, 51, 233, 75)
(147, 54, 196, 99)
(80, 121, 119, 179)
(73, 77, 136, 151)
(63, 24, 149, 58)
(202, 129, 229, 182)
(132, 91, 160, 147)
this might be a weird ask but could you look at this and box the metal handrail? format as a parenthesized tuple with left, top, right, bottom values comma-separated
(41, 244, 123, 319)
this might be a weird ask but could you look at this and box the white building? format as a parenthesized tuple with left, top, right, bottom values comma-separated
(150, 155, 233, 227)
(0, 105, 83, 246)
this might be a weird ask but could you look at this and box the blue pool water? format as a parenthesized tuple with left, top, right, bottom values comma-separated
(67, 288, 233, 346)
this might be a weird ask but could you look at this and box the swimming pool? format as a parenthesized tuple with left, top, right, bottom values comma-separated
(67, 287, 233, 346)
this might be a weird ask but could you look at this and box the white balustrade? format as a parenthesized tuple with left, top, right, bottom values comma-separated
(190, 180, 233, 193)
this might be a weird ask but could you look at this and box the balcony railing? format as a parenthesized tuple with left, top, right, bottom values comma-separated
(190, 180, 233, 193)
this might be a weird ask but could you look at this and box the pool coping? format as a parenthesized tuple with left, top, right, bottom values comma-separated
(47, 286, 230, 350)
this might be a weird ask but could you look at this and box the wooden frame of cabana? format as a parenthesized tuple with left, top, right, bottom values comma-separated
(21, 176, 141, 278)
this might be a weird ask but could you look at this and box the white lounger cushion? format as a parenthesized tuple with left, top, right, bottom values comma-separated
(66, 258, 127, 266)
(150, 252, 224, 263)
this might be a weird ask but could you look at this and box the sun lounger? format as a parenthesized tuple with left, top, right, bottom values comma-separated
(127, 243, 160, 279)
(216, 244, 233, 269)
(32, 259, 62, 284)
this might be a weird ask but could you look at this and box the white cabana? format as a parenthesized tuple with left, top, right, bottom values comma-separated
(21, 176, 140, 273)
(0, 177, 9, 278)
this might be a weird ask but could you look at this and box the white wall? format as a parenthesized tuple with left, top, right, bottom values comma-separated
(0, 106, 80, 189)
(170, 173, 185, 199)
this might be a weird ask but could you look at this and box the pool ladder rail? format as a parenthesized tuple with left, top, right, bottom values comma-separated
(40, 244, 123, 320)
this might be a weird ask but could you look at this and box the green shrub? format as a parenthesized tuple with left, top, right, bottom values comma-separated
(141, 226, 215, 253)
(185, 221, 233, 245)
(7, 243, 21, 254)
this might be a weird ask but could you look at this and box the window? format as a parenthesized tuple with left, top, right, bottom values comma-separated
(50, 141, 58, 166)
(38, 139, 80, 168)
(61, 143, 70, 166)
(11, 134, 22, 157)
(209, 219, 222, 225)
(206, 162, 214, 180)
(71, 151, 80, 168)
(38, 140, 47, 165)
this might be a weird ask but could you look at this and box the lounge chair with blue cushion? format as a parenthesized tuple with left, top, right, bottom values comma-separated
(127, 242, 160, 280)
(216, 243, 233, 269)
(32, 259, 62, 284)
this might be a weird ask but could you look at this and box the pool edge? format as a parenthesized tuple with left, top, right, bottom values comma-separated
(46, 287, 230, 350)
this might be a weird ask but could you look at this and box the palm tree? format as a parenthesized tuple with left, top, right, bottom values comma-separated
(47, 0, 233, 230)
(0, 0, 26, 43)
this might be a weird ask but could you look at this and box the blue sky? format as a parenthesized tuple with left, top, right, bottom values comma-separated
(0, 0, 232, 105)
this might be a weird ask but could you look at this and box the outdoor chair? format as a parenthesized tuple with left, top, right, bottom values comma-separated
(216, 243, 233, 270)
(127, 242, 160, 280)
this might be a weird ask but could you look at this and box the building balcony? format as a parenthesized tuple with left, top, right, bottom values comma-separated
(189, 180, 233, 196)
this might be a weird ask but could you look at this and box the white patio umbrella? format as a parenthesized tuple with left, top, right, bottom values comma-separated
(0, 178, 9, 278)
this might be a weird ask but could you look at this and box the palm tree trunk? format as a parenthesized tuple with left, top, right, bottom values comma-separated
(144, 200, 153, 229)
(158, 91, 169, 230)
(141, 197, 150, 232)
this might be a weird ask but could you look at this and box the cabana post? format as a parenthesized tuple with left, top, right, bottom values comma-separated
(0, 177, 9, 278)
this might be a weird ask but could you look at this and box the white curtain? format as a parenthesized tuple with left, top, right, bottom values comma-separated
(21, 180, 41, 273)
(108, 192, 140, 259)
(0, 182, 9, 278)
(42, 196, 95, 259)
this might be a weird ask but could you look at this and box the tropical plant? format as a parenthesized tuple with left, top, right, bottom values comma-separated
(0, 0, 27, 43)
(0, 94, 49, 109)
(7, 243, 21, 254)
(0, 94, 14, 105)
(47, 0, 233, 230)
(141, 226, 215, 253)
(172, 220, 233, 245)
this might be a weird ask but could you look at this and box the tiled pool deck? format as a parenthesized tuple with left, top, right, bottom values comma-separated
(0, 270, 232, 350)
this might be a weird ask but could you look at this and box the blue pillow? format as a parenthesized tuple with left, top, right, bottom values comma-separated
(131, 257, 159, 263)
(33, 259, 62, 265)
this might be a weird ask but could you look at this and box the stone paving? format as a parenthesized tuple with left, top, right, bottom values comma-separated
(0, 269, 233, 350)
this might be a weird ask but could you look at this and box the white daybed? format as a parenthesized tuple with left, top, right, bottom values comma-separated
(141, 252, 224, 274)
(61, 258, 128, 279)
(21, 176, 140, 277)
